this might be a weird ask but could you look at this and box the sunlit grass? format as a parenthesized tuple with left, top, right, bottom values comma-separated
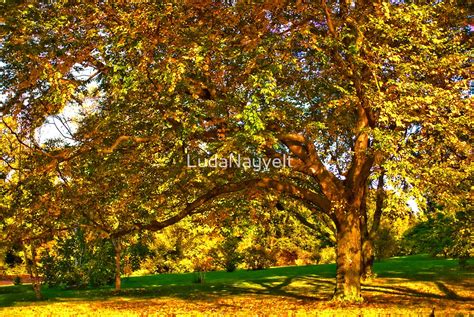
(0, 255, 472, 316)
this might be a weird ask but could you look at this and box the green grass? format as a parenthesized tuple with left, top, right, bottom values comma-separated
(0, 261, 337, 306)
(373, 254, 471, 280)
(0, 254, 472, 315)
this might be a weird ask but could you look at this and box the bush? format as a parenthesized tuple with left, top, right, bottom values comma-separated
(242, 246, 276, 270)
(126, 242, 152, 272)
(374, 227, 400, 260)
(400, 211, 472, 261)
(276, 249, 298, 266)
(318, 247, 336, 264)
(13, 276, 21, 285)
(5, 249, 23, 268)
(193, 271, 206, 284)
(40, 230, 115, 288)
(210, 235, 242, 272)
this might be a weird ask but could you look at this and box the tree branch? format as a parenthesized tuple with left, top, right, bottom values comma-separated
(321, 0, 337, 36)
(257, 177, 332, 213)
(110, 179, 260, 238)
(370, 171, 385, 236)
(279, 133, 344, 199)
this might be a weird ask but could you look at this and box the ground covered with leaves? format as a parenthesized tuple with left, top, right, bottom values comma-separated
(1, 255, 472, 316)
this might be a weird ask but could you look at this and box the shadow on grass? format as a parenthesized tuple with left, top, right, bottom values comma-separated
(363, 282, 471, 301)
(0, 273, 332, 307)
(1, 255, 472, 308)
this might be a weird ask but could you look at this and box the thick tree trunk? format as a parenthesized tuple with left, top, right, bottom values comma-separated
(333, 208, 363, 302)
(112, 240, 122, 292)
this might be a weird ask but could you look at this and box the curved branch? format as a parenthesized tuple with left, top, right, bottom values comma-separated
(279, 133, 344, 199)
(257, 177, 332, 213)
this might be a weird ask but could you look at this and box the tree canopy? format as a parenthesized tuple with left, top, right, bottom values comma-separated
(1, 1, 472, 301)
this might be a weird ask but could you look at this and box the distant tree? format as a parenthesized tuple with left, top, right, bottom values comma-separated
(373, 227, 399, 260)
(401, 211, 473, 263)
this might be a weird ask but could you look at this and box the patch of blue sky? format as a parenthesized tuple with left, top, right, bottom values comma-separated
(35, 63, 100, 145)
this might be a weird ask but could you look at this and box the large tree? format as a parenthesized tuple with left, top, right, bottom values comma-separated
(1, 1, 471, 301)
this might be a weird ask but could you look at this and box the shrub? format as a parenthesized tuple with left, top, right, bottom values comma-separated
(5, 249, 23, 268)
(40, 230, 115, 288)
(276, 249, 298, 266)
(210, 235, 242, 272)
(126, 242, 152, 272)
(13, 276, 21, 285)
(318, 247, 336, 264)
(242, 246, 276, 270)
(401, 211, 472, 261)
(193, 271, 206, 284)
(374, 227, 400, 260)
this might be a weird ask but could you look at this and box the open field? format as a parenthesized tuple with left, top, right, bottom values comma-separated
(0, 255, 472, 316)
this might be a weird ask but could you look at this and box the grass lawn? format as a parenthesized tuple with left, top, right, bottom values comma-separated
(0, 255, 472, 316)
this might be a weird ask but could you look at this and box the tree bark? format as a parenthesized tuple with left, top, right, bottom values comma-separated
(360, 187, 375, 281)
(23, 243, 42, 300)
(112, 239, 122, 292)
(361, 172, 385, 280)
(333, 205, 363, 302)
(361, 237, 375, 280)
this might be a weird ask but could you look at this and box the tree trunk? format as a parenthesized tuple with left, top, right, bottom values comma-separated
(32, 279, 42, 300)
(112, 239, 122, 292)
(333, 207, 363, 302)
(359, 178, 380, 281)
(361, 237, 375, 281)
(360, 192, 375, 281)
(31, 257, 42, 300)
(23, 244, 42, 300)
